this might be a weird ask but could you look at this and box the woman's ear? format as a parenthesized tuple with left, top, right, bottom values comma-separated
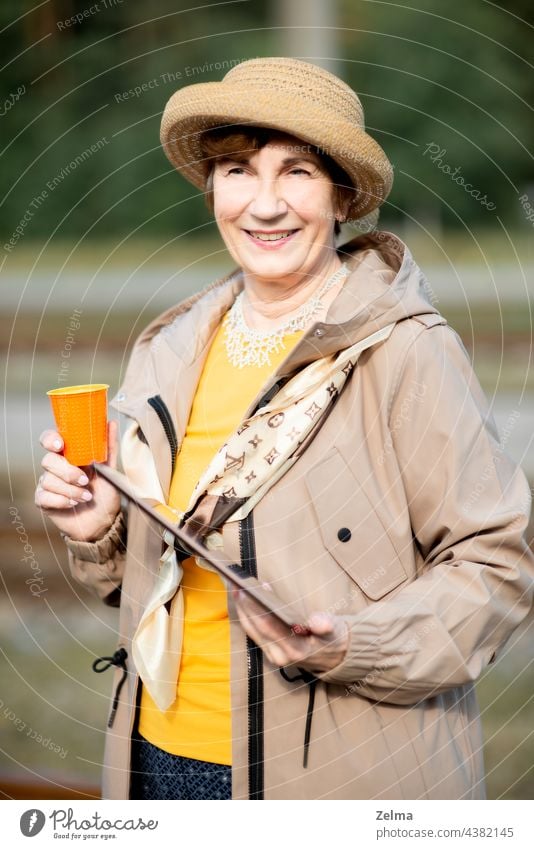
(336, 183, 356, 223)
(335, 199, 351, 224)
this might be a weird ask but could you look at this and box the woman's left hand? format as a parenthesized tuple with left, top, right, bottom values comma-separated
(232, 588, 350, 673)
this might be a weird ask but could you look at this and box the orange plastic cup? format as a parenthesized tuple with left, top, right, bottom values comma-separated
(47, 384, 109, 466)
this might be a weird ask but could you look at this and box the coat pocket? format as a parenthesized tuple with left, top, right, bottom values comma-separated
(305, 447, 408, 600)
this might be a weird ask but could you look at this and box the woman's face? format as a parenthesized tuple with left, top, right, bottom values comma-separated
(212, 134, 340, 283)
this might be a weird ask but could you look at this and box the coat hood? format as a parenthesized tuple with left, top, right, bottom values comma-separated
(331, 230, 440, 336)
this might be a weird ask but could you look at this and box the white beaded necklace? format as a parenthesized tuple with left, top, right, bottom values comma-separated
(224, 262, 350, 368)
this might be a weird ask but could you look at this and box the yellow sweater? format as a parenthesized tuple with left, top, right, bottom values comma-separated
(138, 315, 303, 764)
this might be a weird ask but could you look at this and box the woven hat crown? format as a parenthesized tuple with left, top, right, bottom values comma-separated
(222, 57, 365, 128)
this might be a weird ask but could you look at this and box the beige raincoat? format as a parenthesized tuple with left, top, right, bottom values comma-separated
(65, 231, 534, 800)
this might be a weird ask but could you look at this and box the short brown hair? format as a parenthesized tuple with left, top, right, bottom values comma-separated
(199, 125, 355, 236)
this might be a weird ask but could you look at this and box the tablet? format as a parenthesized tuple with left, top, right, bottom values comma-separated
(94, 463, 311, 634)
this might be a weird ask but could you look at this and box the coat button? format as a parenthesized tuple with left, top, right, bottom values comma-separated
(337, 527, 351, 542)
(314, 327, 324, 337)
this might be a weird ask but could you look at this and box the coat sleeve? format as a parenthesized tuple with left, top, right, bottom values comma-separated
(318, 323, 534, 702)
(63, 510, 126, 607)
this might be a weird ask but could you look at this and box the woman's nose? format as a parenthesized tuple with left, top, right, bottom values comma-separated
(248, 178, 288, 219)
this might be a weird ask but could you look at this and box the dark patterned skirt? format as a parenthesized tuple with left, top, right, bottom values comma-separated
(129, 733, 232, 800)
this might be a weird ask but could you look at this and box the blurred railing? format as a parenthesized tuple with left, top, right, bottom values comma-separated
(0, 773, 100, 799)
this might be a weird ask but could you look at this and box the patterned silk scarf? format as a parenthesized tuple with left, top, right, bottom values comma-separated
(132, 321, 396, 710)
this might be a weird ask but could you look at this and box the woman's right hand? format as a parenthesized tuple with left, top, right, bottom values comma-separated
(35, 420, 121, 542)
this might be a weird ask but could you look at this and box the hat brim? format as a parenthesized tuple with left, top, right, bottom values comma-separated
(160, 83, 393, 220)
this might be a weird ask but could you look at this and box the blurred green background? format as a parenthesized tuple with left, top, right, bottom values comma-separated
(1, 0, 533, 800)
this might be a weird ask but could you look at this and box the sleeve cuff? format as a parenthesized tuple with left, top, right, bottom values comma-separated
(61, 510, 126, 564)
(314, 617, 383, 686)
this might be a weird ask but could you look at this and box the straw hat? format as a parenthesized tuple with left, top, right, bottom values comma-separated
(160, 57, 393, 221)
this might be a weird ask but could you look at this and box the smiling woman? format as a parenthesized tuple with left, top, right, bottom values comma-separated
(201, 125, 355, 234)
(36, 57, 534, 802)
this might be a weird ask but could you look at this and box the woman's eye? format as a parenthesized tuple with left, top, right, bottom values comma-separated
(227, 166, 246, 175)
(288, 167, 310, 175)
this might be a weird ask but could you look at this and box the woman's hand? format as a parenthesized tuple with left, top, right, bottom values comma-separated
(35, 420, 121, 542)
(232, 588, 350, 674)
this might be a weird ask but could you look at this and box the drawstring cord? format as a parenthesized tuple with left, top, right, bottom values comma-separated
(279, 667, 318, 769)
(92, 648, 128, 728)
(91, 650, 317, 761)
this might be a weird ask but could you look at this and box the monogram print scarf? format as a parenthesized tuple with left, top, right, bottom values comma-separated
(181, 320, 396, 538)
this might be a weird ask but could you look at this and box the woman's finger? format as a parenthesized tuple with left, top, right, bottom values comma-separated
(35, 486, 78, 510)
(39, 429, 64, 452)
(234, 600, 303, 663)
(306, 611, 335, 636)
(234, 603, 275, 648)
(40, 451, 89, 486)
(38, 470, 93, 504)
(235, 608, 283, 665)
(234, 593, 288, 642)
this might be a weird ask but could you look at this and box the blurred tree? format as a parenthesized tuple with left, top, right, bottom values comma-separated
(0, 0, 532, 243)
(0, 0, 273, 244)
(337, 0, 534, 231)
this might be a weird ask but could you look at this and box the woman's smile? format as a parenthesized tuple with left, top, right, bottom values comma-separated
(243, 228, 300, 249)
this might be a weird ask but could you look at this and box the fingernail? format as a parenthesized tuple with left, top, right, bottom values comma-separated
(81, 491, 92, 501)
(78, 474, 89, 485)
(53, 439, 62, 450)
(68, 499, 77, 507)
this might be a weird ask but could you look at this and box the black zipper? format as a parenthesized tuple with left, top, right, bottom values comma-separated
(239, 512, 264, 800)
(147, 395, 178, 470)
